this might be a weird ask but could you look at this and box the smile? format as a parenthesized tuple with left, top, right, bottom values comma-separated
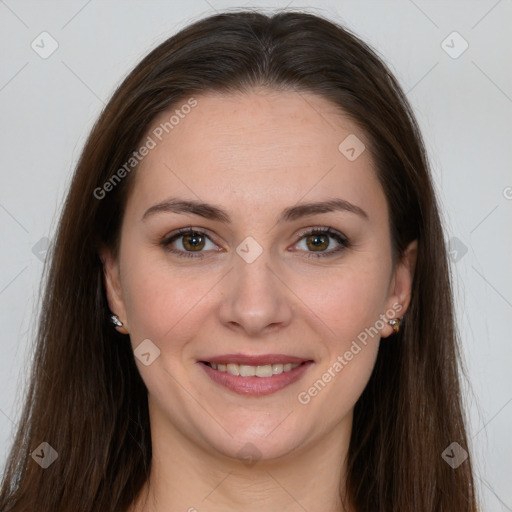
(199, 355, 313, 396)
(205, 362, 302, 377)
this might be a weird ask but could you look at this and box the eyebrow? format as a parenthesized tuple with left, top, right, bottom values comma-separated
(141, 197, 369, 223)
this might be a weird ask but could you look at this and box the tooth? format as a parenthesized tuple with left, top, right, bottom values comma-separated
(272, 364, 284, 375)
(256, 364, 273, 377)
(208, 361, 303, 377)
(239, 365, 256, 377)
(226, 363, 240, 376)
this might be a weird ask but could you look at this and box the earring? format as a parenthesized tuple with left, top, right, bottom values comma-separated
(388, 317, 401, 334)
(110, 314, 123, 327)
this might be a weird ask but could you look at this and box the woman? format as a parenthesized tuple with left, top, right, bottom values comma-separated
(0, 9, 478, 512)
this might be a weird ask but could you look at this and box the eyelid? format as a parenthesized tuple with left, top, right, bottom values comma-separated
(162, 226, 219, 244)
(161, 227, 221, 257)
(291, 226, 349, 258)
(294, 225, 347, 241)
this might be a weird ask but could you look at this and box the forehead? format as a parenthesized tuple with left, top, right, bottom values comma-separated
(128, 89, 387, 223)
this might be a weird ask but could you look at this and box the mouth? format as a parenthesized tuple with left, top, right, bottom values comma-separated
(202, 361, 303, 377)
(199, 354, 314, 396)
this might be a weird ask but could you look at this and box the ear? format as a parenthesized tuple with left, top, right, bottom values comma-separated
(381, 239, 418, 338)
(99, 247, 129, 335)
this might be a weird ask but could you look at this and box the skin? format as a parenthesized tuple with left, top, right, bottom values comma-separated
(102, 89, 417, 512)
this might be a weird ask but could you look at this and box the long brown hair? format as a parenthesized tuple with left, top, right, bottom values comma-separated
(0, 10, 478, 512)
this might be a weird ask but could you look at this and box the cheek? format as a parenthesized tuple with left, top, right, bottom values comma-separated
(305, 343, 379, 420)
(299, 259, 390, 345)
(292, 259, 388, 402)
(296, 273, 383, 417)
(119, 246, 211, 349)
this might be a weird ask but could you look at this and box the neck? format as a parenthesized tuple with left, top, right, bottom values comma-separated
(130, 406, 355, 512)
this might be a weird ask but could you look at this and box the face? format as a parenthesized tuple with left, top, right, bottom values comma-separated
(102, 89, 416, 462)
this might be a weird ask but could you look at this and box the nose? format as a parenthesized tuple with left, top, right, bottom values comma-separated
(217, 248, 294, 338)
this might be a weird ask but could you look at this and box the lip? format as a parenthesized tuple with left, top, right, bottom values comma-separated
(199, 356, 314, 396)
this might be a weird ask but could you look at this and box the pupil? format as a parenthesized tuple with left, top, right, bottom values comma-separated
(310, 234, 327, 250)
(185, 233, 203, 250)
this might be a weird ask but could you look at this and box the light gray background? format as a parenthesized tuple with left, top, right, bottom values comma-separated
(1, 0, 511, 510)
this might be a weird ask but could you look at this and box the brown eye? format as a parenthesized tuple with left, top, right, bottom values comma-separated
(294, 227, 349, 258)
(162, 229, 220, 258)
(305, 233, 330, 252)
(181, 232, 206, 251)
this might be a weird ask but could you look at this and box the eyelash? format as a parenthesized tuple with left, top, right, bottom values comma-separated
(160, 226, 350, 260)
